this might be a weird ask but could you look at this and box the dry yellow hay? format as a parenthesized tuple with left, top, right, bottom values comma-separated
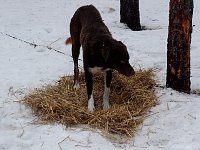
(193, 89, 200, 96)
(22, 69, 158, 137)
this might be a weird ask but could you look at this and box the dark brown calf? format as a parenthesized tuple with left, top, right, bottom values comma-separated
(66, 5, 134, 112)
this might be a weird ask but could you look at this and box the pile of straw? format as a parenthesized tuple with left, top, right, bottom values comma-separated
(22, 69, 157, 137)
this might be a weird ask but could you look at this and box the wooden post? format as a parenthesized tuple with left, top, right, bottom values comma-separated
(166, 0, 193, 93)
(120, 0, 141, 31)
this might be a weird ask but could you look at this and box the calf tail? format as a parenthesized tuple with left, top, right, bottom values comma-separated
(65, 37, 72, 45)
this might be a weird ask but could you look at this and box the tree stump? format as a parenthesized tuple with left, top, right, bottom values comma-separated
(166, 0, 193, 93)
(120, 0, 141, 31)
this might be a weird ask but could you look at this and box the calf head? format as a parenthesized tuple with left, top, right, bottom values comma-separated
(100, 39, 135, 76)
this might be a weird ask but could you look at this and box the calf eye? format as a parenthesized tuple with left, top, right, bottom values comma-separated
(120, 60, 126, 64)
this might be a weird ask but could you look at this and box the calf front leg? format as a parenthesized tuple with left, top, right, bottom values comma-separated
(103, 70, 112, 110)
(85, 70, 94, 112)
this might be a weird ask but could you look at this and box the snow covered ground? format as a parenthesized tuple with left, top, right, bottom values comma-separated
(0, 0, 200, 149)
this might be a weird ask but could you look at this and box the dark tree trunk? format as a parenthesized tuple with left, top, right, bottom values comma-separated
(120, 0, 141, 31)
(166, 0, 193, 94)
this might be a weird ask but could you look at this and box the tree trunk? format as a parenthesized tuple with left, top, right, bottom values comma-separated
(166, 0, 193, 94)
(120, 0, 141, 31)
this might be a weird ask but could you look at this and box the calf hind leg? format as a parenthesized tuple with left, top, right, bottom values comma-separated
(72, 38, 81, 90)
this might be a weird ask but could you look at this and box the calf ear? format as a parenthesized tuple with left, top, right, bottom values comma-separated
(101, 48, 109, 61)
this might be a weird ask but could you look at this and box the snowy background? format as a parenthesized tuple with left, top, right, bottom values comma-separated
(1, 0, 200, 149)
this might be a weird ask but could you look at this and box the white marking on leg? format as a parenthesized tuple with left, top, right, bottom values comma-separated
(73, 63, 80, 90)
(103, 74, 110, 110)
(73, 80, 80, 90)
(88, 94, 95, 112)
(103, 87, 110, 110)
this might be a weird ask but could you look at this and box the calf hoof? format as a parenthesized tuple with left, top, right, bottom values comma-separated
(103, 103, 110, 111)
(73, 81, 80, 90)
(88, 106, 94, 112)
(88, 95, 95, 112)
